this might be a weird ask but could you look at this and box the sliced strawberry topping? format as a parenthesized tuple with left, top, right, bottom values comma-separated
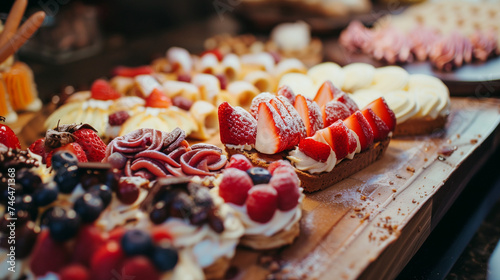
(327, 120, 351, 160)
(298, 137, 331, 163)
(269, 98, 301, 149)
(145, 88, 172, 108)
(276, 96, 307, 139)
(30, 230, 70, 276)
(277, 85, 296, 105)
(294, 94, 324, 137)
(46, 143, 88, 167)
(73, 128, 107, 162)
(363, 97, 396, 132)
(72, 225, 107, 266)
(314, 80, 342, 109)
(246, 184, 278, 223)
(91, 79, 121, 100)
(218, 102, 257, 146)
(29, 138, 46, 160)
(323, 100, 351, 127)
(347, 129, 358, 155)
(344, 111, 374, 151)
(112, 66, 153, 77)
(335, 92, 359, 114)
(249, 92, 274, 119)
(255, 102, 291, 154)
(226, 154, 253, 171)
(219, 168, 254, 206)
(362, 108, 390, 141)
(0, 123, 21, 149)
(270, 172, 301, 211)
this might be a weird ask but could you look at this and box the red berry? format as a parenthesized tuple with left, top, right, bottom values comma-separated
(201, 49, 223, 61)
(270, 173, 301, 211)
(273, 165, 300, 187)
(0, 123, 21, 149)
(215, 74, 228, 90)
(177, 74, 191, 83)
(29, 138, 46, 159)
(219, 168, 253, 206)
(108, 111, 130, 126)
(277, 85, 296, 105)
(72, 225, 107, 266)
(145, 88, 172, 108)
(298, 138, 331, 163)
(246, 184, 278, 223)
(59, 264, 90, 280)
(91, 79, 121, 100)
(172, 95, 193, 111)
(218, 101, 257, 146)
(112, 65, 153, 77)
(73, 128, 107, 162)
(108, 227, 126, 242)
(121, 256, 160, 280)
(117, 180, 140, 205)
(90, 241, 125, 280)
(268, 160, 293, 174)
(226, 154, 253, 171)
(30, 230, 69, 276)
(323, 100, 352, 127)
(151, 226, 173, 243)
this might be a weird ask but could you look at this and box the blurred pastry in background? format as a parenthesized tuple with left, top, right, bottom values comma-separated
(240, 0, 371, 17)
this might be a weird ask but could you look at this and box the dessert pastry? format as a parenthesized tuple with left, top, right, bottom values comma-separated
(340, 1, 500, 71)
(279, 63, 451, 136)
(218, 81, 395, 192)
(104, 127, 227, 181)
(204, 21, 322, 67)
(214, 156, 302, 249)
(141, 177, 244, 279)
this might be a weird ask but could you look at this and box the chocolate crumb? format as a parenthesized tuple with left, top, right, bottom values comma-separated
(406, 166, 415, 173)
(412, 199, 417, 204)
(424, 158, 428, 162)
(392, 189, 397, 192)
(351, 215, 356, 218)
(478, 134, 482, 138)
(456, 134, 460, 139)
(389, 181, 394, 185)
(395, 174, 403, 179)
(361, 195, 367, 201)
(470, 139, 478, 144)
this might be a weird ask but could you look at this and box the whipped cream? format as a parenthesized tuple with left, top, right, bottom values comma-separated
(226, 143, 253, 151)
(82, 99, 114, 110)
(288, 149, 336, 174)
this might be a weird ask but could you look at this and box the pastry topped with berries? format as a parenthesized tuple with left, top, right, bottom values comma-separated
(141, 177, 244, 279)
(219, 81, 395, 192)
(214, 156, 302, 250)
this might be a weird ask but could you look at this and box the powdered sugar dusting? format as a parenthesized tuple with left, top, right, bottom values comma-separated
(324, 101, 351, 127)
(306, 97, 324, 134)
(277, 96, 307, 139)
(249, 92, 274, 119)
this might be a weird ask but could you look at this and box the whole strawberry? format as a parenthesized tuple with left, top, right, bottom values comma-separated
(0, 123, 21, 149)
(72, 128, 106, 162)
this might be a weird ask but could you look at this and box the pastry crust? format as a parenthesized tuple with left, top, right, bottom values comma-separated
(226, 138, 391, 193)
(203, 256, 231, 280)
(239, 217, 300, 250)
(394, 115, 448, 137)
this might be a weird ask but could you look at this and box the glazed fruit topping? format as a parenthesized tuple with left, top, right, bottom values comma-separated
(344, 111, 374, 151)
(219, 168, 253, 205)
(91, 79, 121, 100)
(298, 138, 331, 163)
(218, 101, 257, 146)
(246, 185, 278, 223)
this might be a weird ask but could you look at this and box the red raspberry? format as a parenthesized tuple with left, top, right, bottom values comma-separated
(121, 256, 160, 280)
(90, 241, 125, 280)
(270, 173, 301, 211)
(59, 264, 90, 280)
(108, 111, 130, 126)
(268, 160, 293, 174)
(30, 230, 70, 276)
(219, 168, 253, 206)
(226, 154, 253, 171)
(72, 225, 107, 266)
(246, 184, 278, 223)
(108, 227, 126, 242)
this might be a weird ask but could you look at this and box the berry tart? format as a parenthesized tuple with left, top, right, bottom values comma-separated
(219, 82, 395, 192)
(214, 156, 303, 250)
(141, 177, 244, 279)
(279, 62, 451, 136)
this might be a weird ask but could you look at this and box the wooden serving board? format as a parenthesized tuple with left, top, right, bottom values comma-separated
(226, 97, 500, 280)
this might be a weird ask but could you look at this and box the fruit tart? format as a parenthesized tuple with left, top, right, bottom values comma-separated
(279, 62, 450, 136)
(214, 156, 303, 250)
(141, 177, 244, 279)
(219, 82, 395, 192)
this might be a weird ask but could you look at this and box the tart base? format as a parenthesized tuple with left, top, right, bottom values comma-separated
(239, 217, 301, 250)
(226, 137, 391, 193)
(394, 115, 448, 136)
(203, 256, 231, 280)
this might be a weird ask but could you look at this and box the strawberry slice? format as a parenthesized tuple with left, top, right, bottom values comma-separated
(112, 66, 153, 77)
(91, 79, 121, 100)
(327, 120, 351, 160)
(269, 98, 301, 149)
(255, 102, 291, 154)
(362, 108, 390, 141)
(73, 128, 107, 162)
(201, 49, 223, 61)
(363, 97, 396, 132)
(294, 95, 324, 137)
(46, 143, 88, 167)
(347, 129, 358, 156)
(0, 123, 21, 149)
(298, 137, 331, 163)
(323, 100, 351, 127)
(249, 92, 274, 119)
(335, 92, 359, 114)
(30, 230, 70, 276)
(145, 88, 172, 108)
(218, 102, 257, 147)
(344, 111, 374, 151)
(29, 138, 47, 160)
(313, 80, 342, 109)
(277, 85, 296, 105)
(276, 96, 306, 139)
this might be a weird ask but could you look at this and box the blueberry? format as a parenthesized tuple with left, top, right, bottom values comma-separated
(121, 229, 153, 257)
(73, 193, 104, 223)
(40, 207, 57, 227)
(33, 181, 58, 207)
(54, 165, 80, 194)
(16, 195, 38, 221)
(16, 169, 42, 194)
(150, 201, 169, 224)
(169, 192, 193, 219)
(246, 167, 272, 185)
(151, 243, 178, 272)
(88, 184, 112, 208)
(47, 207, 80, 242)
(50, 151, 78, 171)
